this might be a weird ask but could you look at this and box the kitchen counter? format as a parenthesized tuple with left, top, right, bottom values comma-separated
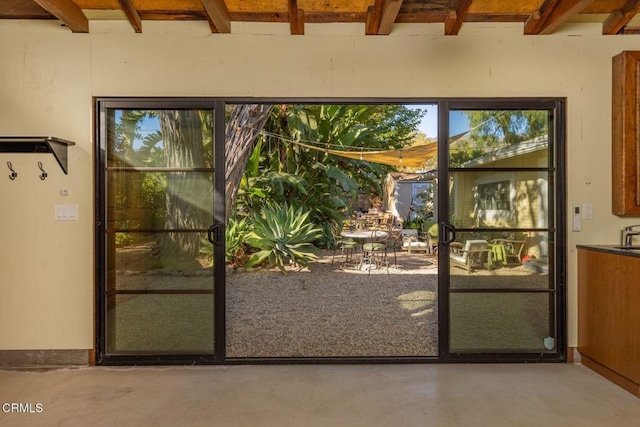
(576, 244, 640, 257)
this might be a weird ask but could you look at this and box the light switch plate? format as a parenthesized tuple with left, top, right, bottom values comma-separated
(583, 203, 593, 220)
(55, 204, 78, 221)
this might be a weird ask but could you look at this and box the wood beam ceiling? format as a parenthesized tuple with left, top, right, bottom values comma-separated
(524, 0, 558, 35)
(603, 0, 640, 35)
(444, 0, 472, 36)
(4, 0, 639, 37)
(289, 0, 304, 35)
(528, 0, 596, 35)
(378, 0, 404, 35)
(200, 0, 231, 33)
(32, 0, 88, 32)
(365, 0, 384, 35)
(117, 0, 141, 33)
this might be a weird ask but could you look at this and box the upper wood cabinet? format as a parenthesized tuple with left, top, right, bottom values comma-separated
(612, 51, 640, 216)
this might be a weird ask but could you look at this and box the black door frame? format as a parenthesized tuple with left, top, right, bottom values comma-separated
(94, 97, 566, 365)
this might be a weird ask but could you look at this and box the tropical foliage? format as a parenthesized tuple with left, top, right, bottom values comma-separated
(466, 110, 547, 146)
(231, 104, 423, 253)
(245, 203, 323, 273)
(450, 110, 548, 166)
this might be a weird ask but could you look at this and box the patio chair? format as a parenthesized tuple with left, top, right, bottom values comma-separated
(401, 229, 431, 254)
(362, 228, 389, 275)
(420, 220, 439, 255)
(489, 238, 526, 265)
(331, 225, 358, 267)
(449, 239, 492, 274)
(386, 221, 403, 266)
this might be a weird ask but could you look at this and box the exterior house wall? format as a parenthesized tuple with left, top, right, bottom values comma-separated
(453, 150, 546, 229)
(1, 19, 639, 351)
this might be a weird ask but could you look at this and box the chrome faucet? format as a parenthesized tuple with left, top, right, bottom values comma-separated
(622, 225, 640, 247)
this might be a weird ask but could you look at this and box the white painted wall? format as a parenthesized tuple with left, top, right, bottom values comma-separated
(1, 18, 638, 351)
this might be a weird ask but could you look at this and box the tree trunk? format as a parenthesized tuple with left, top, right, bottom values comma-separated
(159, 110, 208, 260)
(225, 104, 272, 220)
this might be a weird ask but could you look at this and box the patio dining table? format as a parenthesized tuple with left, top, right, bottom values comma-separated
(340, 229, 388, 270)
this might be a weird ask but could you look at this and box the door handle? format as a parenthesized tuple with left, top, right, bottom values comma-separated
(207, 223, 222, 246)
(440, 222, 456, 246)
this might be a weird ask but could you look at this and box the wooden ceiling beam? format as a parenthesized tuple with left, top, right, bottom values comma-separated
(365, 0, 384, 35)
(117, 0, 141, 33)
(32, 0, 88, 32)
(289, 0, 304, 35)
(603, 0, 640, 35)
(378, 0, 404, 35)
(444, 0, 472, 36)
(524, 0, 558, 35)
(200, 0, 230, 33)
(535, 0, 596, 35)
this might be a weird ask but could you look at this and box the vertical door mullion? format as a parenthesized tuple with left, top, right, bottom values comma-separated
(437, 101, 450, 360)
(213, 102, 226, 362)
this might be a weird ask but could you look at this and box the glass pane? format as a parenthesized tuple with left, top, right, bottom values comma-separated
(449, 171, 550, 229)
(107, 109, 214, 168)
(107, 232, 213, 291)
(449, 110, 549, 168)
(450, 292, 554, 352)
(107, 171, 213, 230)
(107, 294, 214, 354)
(449, 231, 551, 289)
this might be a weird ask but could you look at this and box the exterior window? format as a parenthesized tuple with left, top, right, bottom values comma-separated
(411, 182, 435, 220)
(477, 180, 510, 211)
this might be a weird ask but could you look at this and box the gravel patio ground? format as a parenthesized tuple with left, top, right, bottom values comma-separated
(226, 250, 440, 358)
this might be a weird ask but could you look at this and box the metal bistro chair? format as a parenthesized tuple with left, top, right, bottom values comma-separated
(386, 221, 403, 267)
(361, 227, 389, 275)
(331, 224, 358, 268)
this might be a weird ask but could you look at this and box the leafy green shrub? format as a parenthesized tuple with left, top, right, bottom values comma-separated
(245, 203, 322, 274)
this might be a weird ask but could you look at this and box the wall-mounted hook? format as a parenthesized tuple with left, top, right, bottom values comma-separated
(7, 161, 17, 180)
(37, 161, 47, 180)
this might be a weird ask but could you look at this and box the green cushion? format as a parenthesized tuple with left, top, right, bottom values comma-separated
(363, 243, 386, 251)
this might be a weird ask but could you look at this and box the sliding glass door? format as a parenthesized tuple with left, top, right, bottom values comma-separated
(96, 100, 225, 362)
(95, 97, 565, 364)
(439, 100, 565, 360)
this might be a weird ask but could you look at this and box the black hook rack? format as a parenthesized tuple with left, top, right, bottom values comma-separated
(7, 161, 17, 180)
(0, 137, 75, 174)
(37, 161, 47, 180)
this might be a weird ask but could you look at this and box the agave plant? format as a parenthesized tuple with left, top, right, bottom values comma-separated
(246, 203, 322, 274)
(225, 217, 251, 266)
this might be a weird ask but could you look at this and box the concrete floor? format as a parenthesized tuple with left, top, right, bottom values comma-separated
(1, 364, 639, 426)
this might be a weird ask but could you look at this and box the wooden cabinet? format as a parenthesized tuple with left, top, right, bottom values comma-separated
(612, 51, 640, 216)
(578, 248, 640, 396)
